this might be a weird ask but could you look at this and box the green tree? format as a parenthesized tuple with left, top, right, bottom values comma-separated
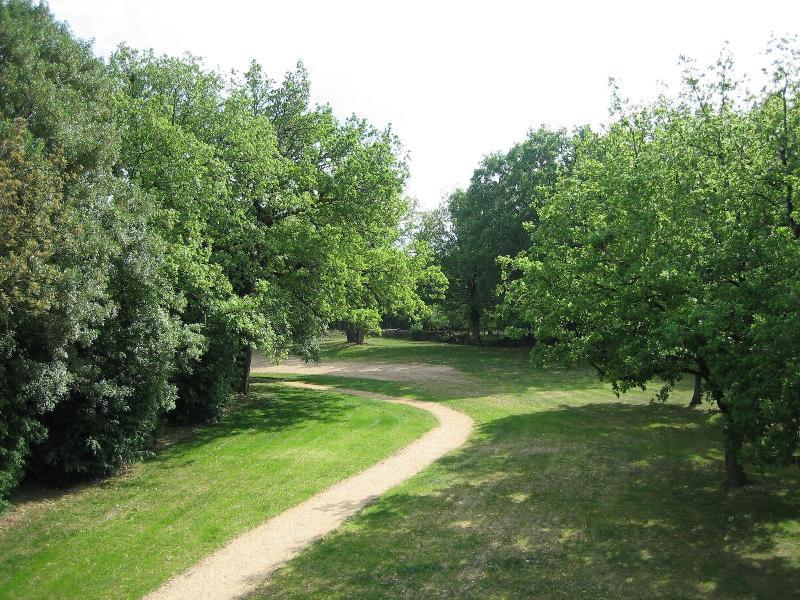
(110, 48, 267, 419)
(340, 231, 447, 344)
(0, 118, 71, 500)
(0, 0, 187, 489)
(31, 175, 186, 481)
(510, 47, 800, 485)
(445, 128, 572, 343)
(238, 62, 419, 346)
(112, 52, 416, 401)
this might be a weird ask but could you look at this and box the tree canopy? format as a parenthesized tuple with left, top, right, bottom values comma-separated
(506, 46, 800, 485)
(430, 128, 572, 343)
(2, 0, 798, 497)
(413, 43, 800, 486)
(0, 0, 437, 502)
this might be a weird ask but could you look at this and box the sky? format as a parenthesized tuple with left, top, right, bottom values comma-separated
(48, 0, 800, 209)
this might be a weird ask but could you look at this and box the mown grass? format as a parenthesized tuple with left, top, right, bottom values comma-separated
(254, 335, 800, 599)
(0, 381, 435, 599)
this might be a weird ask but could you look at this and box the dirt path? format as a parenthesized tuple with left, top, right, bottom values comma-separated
(251, 354, 472, 385)
(145, 381, 473, 600)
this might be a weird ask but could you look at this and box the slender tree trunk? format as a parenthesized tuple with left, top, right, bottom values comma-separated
(469, 307, 482, 346)
(723, 417, 748, 487)
(241, 343, 253, 395)
(688, 373, 703, 408)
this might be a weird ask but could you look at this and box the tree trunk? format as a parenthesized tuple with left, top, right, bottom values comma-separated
(469, 308, 482, 346)
(710, 378, 748, 487)
(688, 373, 703, 408)
(345, 323, 365, 344)
(241, 343, 253, 395)
(723, 417, 748, 487)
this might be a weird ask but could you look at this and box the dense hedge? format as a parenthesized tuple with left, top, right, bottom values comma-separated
(0, 2, 182, 493)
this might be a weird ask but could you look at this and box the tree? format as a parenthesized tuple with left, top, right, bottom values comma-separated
(340, 232, 447, 344)
(31, 175, 186, 482)
(238, 62, 419, 346)
(0, 118, 71, 499)
(0, 0, 435, 500)
(444, 128, 572, 343)
(110, 48, 278, 420)
(112, 52, 416, 397)
(0, 0, 187, 487)
(509, 47, 800, 486)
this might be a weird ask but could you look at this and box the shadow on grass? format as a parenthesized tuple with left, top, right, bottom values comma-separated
(321, 340, 353, 353)
(252, 365, 619, 403)
(256, 402, 800, 599)
(250, 373, 444, 403)
(4, 382, 351, 517)
(152, 382, 351, 462)
(321, 337, 541, 374)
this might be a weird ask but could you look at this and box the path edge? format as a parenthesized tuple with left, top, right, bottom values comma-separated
(144, 380, 473, 600)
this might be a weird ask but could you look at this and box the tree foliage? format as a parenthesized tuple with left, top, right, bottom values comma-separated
(3, 0, 796, 499)
(508, 45, 800, 485)
(0, 0, 186, 489)
(0, 0, 426, 500)
(436, 128, 572, 342)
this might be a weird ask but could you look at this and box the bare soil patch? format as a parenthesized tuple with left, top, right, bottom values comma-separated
(251, 354, 470, 385)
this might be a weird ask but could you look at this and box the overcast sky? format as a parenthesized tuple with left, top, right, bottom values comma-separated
(49, 0, 800, 209)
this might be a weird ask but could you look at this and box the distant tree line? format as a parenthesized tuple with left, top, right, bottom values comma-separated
(418, 44, 800, 486)
(0, 0, 444, 504)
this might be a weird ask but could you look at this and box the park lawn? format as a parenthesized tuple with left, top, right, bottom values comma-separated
(253, 335, 800, 599)
(0, 381, 435, 600)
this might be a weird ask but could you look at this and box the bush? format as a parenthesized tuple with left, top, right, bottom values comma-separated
(0, 118, 74, 500)
(172, 320, 244, 423)
(0, 2, 186, 489)
(29, 179, 184, 481)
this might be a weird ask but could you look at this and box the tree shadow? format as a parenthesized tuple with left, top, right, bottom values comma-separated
(2, 382, 352, 518)
(322, 340, 354, 353)
(251, 373, 453, 403)
(322, 337, 537, 373)
(149, 382, 353, 462)
(256, 402, 800, 599)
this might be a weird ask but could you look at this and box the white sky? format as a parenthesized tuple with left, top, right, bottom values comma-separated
(48, 0, 800, 209)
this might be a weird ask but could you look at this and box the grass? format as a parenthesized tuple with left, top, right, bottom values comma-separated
(253, 335, 800, 599)
(0, 381, 435, 599)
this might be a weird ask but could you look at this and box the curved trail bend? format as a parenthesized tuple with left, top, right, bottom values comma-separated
(145, 381, 473, 600)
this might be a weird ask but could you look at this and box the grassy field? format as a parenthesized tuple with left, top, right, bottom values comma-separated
(0, 381, 435, 599)
(253, 335, 800, 599)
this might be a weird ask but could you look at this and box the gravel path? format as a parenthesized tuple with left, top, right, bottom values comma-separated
(144, 381, 473, 600)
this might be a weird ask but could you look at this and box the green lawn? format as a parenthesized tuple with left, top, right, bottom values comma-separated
(0, 381, 435, 599)
(253, 335, 800, 599)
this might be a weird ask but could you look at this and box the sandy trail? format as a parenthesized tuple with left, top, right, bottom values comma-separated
(145, 381, 473, 600)
(251, 354, 471, 384)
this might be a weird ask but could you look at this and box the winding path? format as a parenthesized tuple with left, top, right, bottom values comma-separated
(145, 381, 473, 600)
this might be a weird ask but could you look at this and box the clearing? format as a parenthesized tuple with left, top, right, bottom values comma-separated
(252, 335, 800, 599)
